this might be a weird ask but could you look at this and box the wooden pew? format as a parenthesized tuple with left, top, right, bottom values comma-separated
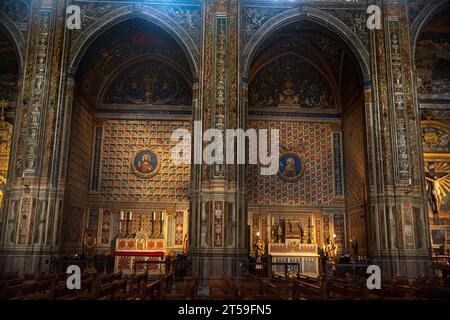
(140, 280, 161, 300)
(175, 282, 194, 299)
(239, 281, 260, 300)
(161, 272, 174, 296)
(292, 280, 322, 300)
(184, 274, 198, 298)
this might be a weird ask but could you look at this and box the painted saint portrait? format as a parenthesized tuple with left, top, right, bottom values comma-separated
(278, 152, 304, 182)
(132, 149, 159, 178)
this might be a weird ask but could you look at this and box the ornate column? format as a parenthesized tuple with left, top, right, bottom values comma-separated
(190, 0, 247, 282)
(368, 0, 431, 277)
(0, 0, 68, 273)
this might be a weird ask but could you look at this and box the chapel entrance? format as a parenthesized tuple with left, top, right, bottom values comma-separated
(61, 18, 194, 275)
(246, 19, 369, 277)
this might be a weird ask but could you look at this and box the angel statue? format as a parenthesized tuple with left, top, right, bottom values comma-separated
(425, 162, 450, 215)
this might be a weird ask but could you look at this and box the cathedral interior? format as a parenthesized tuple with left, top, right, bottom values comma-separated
(0, 0, 449, 301)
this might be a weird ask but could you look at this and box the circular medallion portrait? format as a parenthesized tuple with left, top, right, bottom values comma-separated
(132, 149, 160, 178)
(278, 152, 304, 182)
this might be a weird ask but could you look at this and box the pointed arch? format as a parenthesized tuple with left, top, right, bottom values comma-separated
(243, 7, 370, 81)
(68, 5, 199, 78)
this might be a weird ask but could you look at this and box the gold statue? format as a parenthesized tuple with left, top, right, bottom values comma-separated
(83, 230, 97, 259)
(255, 239, 265, 262)
(425, 162, 450, 215)
(278, 67, 299, 106)
(183, 232, 189, 254)
(0, 175, 5, 209)
(323, 238, 337, 261)
(277, 222, 283, 243)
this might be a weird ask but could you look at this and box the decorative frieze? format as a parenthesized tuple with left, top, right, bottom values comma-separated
(387, 19, 411, 183)
(213, 15, 227, 178)
(213, 201, 224, 247)
(242, 6, 285, 44)
(24, 9, 52, 175)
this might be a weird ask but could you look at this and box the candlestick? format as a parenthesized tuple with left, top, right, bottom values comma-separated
(120, 211, 124, 221)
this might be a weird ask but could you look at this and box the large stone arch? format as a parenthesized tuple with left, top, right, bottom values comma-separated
(68, 4, 199, 78)
(411, 0, 450, 60)
(242, 7, 370, 81)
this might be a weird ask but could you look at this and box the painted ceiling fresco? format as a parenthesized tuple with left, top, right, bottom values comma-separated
(416, 7, 450, 97)
(248, 22, 359, 111)
(76, 18, 192, 105)
(249, 55, 335, 109)
(101, 58, 192, 105)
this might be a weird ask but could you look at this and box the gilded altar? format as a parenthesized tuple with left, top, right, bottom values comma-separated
(269, 241, 319, 277)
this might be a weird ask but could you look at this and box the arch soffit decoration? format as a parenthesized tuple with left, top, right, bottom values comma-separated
(68, 5, 199, 78)
(97, 54, 194, 104)
(0, 13, 25, 76)
(243, 7, 370, 82)
(411, 0, 450, 60)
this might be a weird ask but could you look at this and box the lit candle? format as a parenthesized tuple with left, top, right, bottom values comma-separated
(129, 211, 133, 220)
(161, 212, 164, 221)
(153, 212, 156, 220)
(120, 211, 124, 221)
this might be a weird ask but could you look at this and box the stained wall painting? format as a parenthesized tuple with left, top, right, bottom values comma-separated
(247, 120, 334, 206)
(249, 55, 335, 109)
(101, 59, 192, 106)
(174, 210, 184, 246)
(247, 21, 359, 113)
(278, 152, 304, 182)
(100, 120, 191, 203)
(87, 209, 99, 235)
(101, 210, 112, 245)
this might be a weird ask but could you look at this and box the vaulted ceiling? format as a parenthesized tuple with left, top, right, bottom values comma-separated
(249, 21, 363, 111)
(76, 18, 193, 107)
